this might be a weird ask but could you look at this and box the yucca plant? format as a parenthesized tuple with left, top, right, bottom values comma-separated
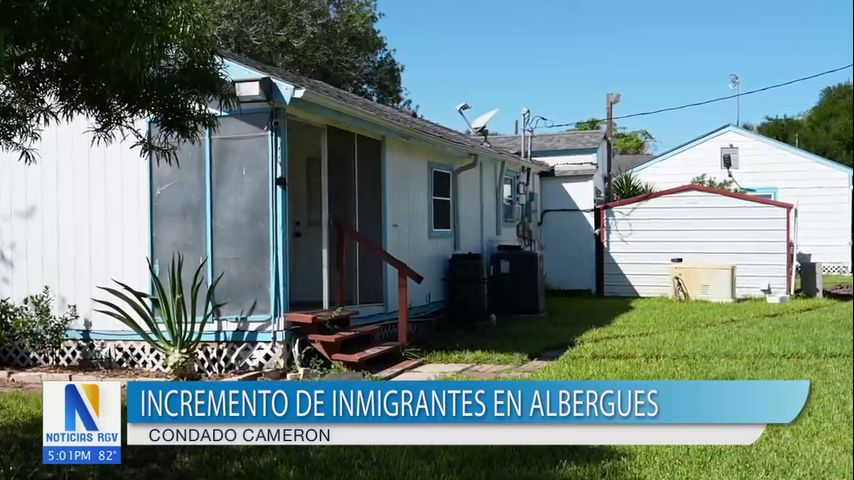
(94, 254, 223, 379)
(610, 170, 656, 201)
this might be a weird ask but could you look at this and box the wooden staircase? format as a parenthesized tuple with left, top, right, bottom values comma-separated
(286, 308, 402, 369)
(285, 223, 425, 374)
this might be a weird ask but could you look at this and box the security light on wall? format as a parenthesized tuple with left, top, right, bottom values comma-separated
(233, 77, 273, 103)
(721, 145, 739, 170)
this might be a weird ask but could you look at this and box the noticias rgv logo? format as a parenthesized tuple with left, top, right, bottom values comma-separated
(65, 384, 100, 431)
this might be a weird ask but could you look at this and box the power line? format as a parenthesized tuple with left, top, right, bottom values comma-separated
(543, 63, 853, 130)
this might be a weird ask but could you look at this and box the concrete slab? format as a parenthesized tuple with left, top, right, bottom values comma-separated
(10, 372, 42, 384)
(466, 364, 510, 373)
(412, 363, 473, 374)
(41, 373, 72, 382)
(390, 372, 437, 381)
(224, 371, 263, 381)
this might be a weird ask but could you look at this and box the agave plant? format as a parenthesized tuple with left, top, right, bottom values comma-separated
(610, 170, 656, 201)
(94, 254, 223, 378)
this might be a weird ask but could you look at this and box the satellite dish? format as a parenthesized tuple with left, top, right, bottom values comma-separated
(728, 74, 740, 90)
(470, 108, 499, 134)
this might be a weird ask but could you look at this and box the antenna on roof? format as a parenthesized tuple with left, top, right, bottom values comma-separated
(456, 103, 499, 145)
(728, 74, 741, 126)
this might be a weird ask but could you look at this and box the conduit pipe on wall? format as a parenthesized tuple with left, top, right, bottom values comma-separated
(453, 154, 479, 250)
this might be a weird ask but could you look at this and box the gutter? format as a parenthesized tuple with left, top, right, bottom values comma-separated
(453, 154, 479, 250)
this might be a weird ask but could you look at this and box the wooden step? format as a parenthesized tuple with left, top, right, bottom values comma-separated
(331, 341, 401, 364)
(307, 325, 380, 344)
(373, 358, 425, 380)
(286, 308, 358, 325)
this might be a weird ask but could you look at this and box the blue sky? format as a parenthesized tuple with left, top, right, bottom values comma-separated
(376, 1, 853, 153)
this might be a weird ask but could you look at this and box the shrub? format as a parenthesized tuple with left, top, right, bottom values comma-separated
(690, 174, 742, 192)
(610, 170, 656, 201)
(94, 254, 223, 379)
(0, 287, 78, 364)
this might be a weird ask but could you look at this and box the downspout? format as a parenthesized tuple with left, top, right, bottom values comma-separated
(496, 160, 507, 236)
(453, 154, 479, 250)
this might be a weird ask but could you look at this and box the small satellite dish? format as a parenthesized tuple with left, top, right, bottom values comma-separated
(470, 108, 499, 134)
(728, 74, 740, 90)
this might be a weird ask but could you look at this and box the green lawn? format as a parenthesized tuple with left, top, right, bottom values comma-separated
(2, 295, 851, 479)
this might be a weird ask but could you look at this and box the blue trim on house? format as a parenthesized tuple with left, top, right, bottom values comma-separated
(743, 187, 778, 200)
(632, 124, 854, 174)
(275, 109, 289, 318)
(67, 302, 445, 341)
(204, 125, 214, 295)
(380, 135, 390, 311)
(66, 329, 275, 342)
(428, 161, 454, 239)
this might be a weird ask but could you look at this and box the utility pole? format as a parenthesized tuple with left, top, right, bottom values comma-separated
(605, 92, 621, 201)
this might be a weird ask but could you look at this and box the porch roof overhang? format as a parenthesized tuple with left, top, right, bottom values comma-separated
(220, 52, 549, 172)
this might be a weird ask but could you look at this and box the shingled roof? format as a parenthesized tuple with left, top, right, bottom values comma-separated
(486, 131, 606, 154)
(613, 154, 654, 173)
(222, 52, 544, 168)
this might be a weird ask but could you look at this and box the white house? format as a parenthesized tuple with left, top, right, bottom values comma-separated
(0, 52, 548, 371)
(631, 124, 852, 275)
(488, 131, 607, 293)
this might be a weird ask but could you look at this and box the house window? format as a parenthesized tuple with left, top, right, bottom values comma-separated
(502, 172, 518, 224)
(744, 187, 777, 200)
(430, 165, 452, 235)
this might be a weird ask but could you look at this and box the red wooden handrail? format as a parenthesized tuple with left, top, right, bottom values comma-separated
(335, 222, 423, 345)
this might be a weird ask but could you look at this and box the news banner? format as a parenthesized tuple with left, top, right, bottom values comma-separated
(43, 379, 809, 464)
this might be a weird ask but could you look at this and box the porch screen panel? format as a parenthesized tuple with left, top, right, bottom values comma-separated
(356, 135, 383, 304)
(150, 136, 207, 295)
(327, 126, 357, 305)
(211, 113, 271, 317)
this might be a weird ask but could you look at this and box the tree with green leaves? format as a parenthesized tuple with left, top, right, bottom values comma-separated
(569, 118, 655, 154)
(750, 82, 852, 167)
(212, 0, 405, 106)
(1, 0, 234, 164)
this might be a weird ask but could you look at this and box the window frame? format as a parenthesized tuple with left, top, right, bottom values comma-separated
(148, 109, 276, 323)
(502, 171, 519, 226)
(428, 163, 454, 238)
(743, 187, 778, 200)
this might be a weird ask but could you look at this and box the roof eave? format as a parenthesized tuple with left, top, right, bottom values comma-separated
(296, 91, 549, 171)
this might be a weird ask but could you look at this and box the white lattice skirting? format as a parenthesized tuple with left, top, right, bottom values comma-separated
(0, 320, 431, 374)
(0, 340, 283, 376)
(821, 264, 851, 275)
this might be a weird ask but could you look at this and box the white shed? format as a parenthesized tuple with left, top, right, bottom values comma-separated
(631, 124, 852, 274)
(600, 185, 794, 299)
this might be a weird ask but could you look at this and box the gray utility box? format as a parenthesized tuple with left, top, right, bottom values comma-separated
(800, 262, 823, 298)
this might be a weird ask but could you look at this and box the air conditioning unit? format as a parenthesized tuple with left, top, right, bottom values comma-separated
(671, 264, 736, 302)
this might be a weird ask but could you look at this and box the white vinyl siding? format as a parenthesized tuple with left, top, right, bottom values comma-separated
(634, 129, 851, 271)
(0, 117, 150, 331)
(603, 189, 790, 298)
